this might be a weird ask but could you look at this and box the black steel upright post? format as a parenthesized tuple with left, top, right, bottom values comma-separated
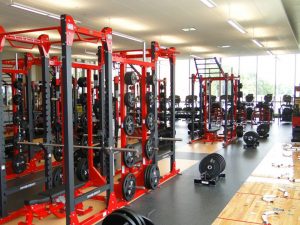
(151, 42, 159, 164)
(224, 74, 228, 142)
(102, 35, 114, 196)
(231, 78, 234, 126)
(41, 54, 52, 190)
(191, 76, 195, 140)
(169, 55, 176, 170)
(61, 15, 75, 224)
(199, 76, 203, 133)
(98, 46, 106, 176)
(25, 54, 34, 160)
(0, 52, 7, 218)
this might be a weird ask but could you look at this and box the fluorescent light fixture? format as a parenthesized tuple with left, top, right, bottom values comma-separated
(51, 45, 62, 50)
(217, 45, 231, 48)
(252, 39, 264, 48)
(10, 1, 81, 23)
(112, 31, 144, 43)
(200, 0, 217, 8)
(190, 54, 202, 58)
(182, 27, 196, 32)
(266, 50, 273, 55)
(227, 19, 247, 34)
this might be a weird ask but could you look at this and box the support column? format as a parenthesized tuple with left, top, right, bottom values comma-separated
(61, 15, 75, 224)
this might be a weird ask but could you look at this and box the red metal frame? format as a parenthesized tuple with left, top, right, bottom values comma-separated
(0, 16, 179, 225)
(190, 74, 239, 146)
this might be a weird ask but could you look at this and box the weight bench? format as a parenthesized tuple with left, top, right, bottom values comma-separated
(25, 183, 84, 206)
(207, 127, 220, 133)
(21, 183, 89, 225)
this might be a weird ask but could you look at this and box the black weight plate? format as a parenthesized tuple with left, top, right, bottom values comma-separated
(125, 72, 138, 86)
(144, 165, 151, 189)
(12, 153, 27, 174)
(13, 80, 22, 90)
(74, 149, 86, 167)
(124, 115, 135, 136)
(145, 138, 155, 160)
(145, 164, 160, 190)
(122, 173, 136, 201)
(146, 92, 154, 107)
(236, 125, 244, 138)
(257, 124, 269, 137)
(199, 153, 224, 180)
(76, 158, 89, 181)
(123, 144, 136, 168)
(53, 147, 63, 162)
(146, 73, 156, 85)
(13, 94, 22, 105)
(140, 215, 155, 225)
(52, 166, 63, 187)
(146, 113, 155, 131)
(124, 92, 136, 108)
(243, 131, 259, 145)
(77, 77, 87, 87)
(103, 212, 136, 225)
(115, 208, 143, 225)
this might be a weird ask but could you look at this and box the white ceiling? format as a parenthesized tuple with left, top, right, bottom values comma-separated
(0, 0, 299, 59)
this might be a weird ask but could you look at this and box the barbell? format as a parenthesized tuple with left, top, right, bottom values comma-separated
(18, 141, 139, 153)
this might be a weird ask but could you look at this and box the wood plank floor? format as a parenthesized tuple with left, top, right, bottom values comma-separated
(213, 142, 300, 225)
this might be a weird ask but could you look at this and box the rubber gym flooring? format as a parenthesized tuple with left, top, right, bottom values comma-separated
(112, 121, 292, 225)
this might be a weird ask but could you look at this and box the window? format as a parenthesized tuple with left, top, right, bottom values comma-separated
(239, 56, 257, 99)
(257, 56, 275, 102)
(275, 54, 295, 101)
(221, 57, 239, 75)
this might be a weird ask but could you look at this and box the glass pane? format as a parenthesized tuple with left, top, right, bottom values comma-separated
(257, 56, 275, 102)
(296, 54, 300, 86)
(221, 57, 239, 75)
(239, 56, 257, 100)
(276, 54, 295, 101)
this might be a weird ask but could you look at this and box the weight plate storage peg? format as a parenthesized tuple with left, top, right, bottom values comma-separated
(145, 138, 155, 160)
(76, 158, 89, 181)
(52, 166, 63, 187)
(12, 153, 27, 174)
(124, 115, 135, 136)
(146, 92, 154, 107)
(146, 112, 155, 131)
(125, 71, 138, 85)
(145, 164, 160, 190)
(122, 173, 136, 201)
(124, 92, 136, 108)
(123, 144, 136, 168)
(199, 153, 226, 181)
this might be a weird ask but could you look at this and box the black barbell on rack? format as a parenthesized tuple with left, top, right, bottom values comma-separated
(17, 141, 139, 153)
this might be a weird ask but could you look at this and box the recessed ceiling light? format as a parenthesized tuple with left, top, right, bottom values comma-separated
(200, 0, 217, 8)
(266, 50, 273, 55)
(182, 27, 197, 32)
(10, 1, 81, 23)
(252, 39, 264, 48)
(227, 19, 247, 34)
(217, 45, 231, 48)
